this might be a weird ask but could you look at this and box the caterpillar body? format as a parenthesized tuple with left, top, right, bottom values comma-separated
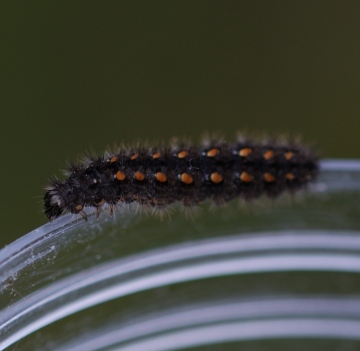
(44, 137, 318, 221)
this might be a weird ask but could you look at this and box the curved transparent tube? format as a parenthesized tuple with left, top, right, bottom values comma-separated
(61, 297, 360, 351)
(1, 160, 360, 351)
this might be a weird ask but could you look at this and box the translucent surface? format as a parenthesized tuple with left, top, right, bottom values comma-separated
(1, 160, 360, 351)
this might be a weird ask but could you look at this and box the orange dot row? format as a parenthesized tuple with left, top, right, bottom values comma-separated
(115, 170, 296, 184)
(114, 171, 222, 185)
(109, 149, 295, 162)
(115, 171, 168, 183)
(111, 153, 160, 163)
(239, 149, 295, 161)
(240, 171, 295, 182)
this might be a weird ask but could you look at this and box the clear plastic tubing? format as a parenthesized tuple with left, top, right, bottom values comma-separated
(1, 159, 360, 351)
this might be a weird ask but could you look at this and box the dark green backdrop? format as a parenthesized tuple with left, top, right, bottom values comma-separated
(1, 1, 360, 248)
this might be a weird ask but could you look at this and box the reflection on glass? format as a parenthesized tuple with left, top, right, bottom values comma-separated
(1, 160, 360, 351)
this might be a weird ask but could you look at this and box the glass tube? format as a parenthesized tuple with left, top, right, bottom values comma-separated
(1, 160, 360, 351)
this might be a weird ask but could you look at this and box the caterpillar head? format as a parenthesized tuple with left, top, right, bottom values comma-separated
(44, 181, 82, 220)
(44, 186, 66, 220)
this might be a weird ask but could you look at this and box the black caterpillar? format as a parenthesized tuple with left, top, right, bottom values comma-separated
(44, 137, 318, 220)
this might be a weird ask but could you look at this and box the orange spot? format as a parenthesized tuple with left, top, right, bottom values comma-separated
(97, 199, 105, 206)
(210, 172, 223, 184)
(178, 151, 189, 158)
(207, 148, 220, 157)
(75, 204, 83, 211)
(285, 151, 295, 160)
(263, 173, 275, 183)
(152, 152, 161, 159)
(180, 173, 193, 184)
(286, 173, 294, 180)
(110, 156, 118, 163)
(239, 148, 252, 157)
(240, 171, 253, 182)
(116, 171, 126, 181)
(264, 150, 275, 160)
(130, 153, 138, 160)
(134, 171, 145, 181)
(155, 172, 167, 183)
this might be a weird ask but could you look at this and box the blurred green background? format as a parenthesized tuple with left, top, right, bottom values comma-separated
(1, 1, 360, 248)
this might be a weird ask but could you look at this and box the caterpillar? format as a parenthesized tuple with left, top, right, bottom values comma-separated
(44, 136, 318, 221)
